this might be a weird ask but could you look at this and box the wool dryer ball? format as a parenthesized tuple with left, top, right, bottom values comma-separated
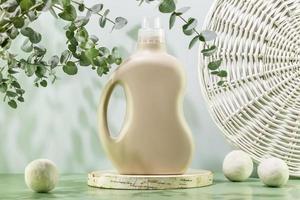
(222, 150, 253, 181)
(258, 157, 289, 187)
(25, 159, 59, 193)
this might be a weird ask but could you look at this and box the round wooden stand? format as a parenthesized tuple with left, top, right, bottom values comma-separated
(87, 170, 213, 190)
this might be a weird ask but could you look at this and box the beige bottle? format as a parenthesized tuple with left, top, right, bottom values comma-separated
(98, 17, 194, 175)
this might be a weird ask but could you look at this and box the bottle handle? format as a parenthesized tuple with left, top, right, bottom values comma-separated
(98, 78, 119, 145)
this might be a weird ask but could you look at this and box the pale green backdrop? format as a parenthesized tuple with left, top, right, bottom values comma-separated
(0, 0, 233, 173)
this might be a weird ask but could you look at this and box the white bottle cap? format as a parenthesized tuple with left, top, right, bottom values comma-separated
(138, 17, 165, 44)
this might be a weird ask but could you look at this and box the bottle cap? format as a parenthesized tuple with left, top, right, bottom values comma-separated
(138, 17, 165, 44)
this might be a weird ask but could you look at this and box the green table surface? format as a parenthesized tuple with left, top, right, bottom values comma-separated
(1, 173, 300, 200)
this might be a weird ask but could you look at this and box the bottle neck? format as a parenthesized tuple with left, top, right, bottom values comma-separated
(136, 35, 166, 51)
(137, 41, 166, 51)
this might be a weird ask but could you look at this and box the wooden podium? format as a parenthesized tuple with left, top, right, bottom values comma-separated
(87, 170, 213, 190)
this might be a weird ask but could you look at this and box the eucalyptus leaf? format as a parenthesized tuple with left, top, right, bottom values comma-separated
(200, 30, 217, 42)
(99, 16, 106, 28)
(20, 0, 35, 12)
(20, 27, 34, 37)
(6, 91, 17, 97)
(113, 17, 127, 30)
(49, 55, 59, 69)
(208, 59, 222, 70)
(91, 4, 103, 13)
(201, 45, 217, 56)
(11, 81, 21, 88)
(189, 35, 199, 49)
(13, 17, 25, 28)
(0, 83, 7, 93)
(17, 96, 24, 102)
(8, 99, 17, 109)
(21, 39, 33, 52)
(58, 5, 77, 21)
(25, 64, 37, 77)
(40, 79, 47, 87)
(159, 0, 176, 13)
(217, 80, 225, 86)
(217, 70, 227, 77)
(60, 50, 71, 63)
(63, 61, 78, 75)
(169, 12, 176, 29)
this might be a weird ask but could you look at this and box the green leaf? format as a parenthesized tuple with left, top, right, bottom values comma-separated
(63, 61, 78, 75)
(78, 3, 85, 12)
(20, 27, 34, 37)
(13, 17, 25, 28)
(8, 68, 18, 74)
(6, 91, 17, 97)
(21, 39, 33, 52)
(217, 80, 225, 86)
(35, 65, 46, 78)
(58, 5, 77, 21)
(113, 17, 127, 30)
(111, 47, 120, 58)
(86, 48, 99, 59)
(159, 0, 176, 13)
(99, 47, 110, 56)
(29, 32, 41, 44)
(182, 18, 197, 36)
(0, 83, 7, 93)
(115, 58, 122, 65)
(61, 0, 70, 7)
(27, 11, 38, 21)
(20, 0, 35, 12)
(66, 30, 74, 39)
(21, 27, 41, 44)
(189, 35, 199, 49)
(40, 80, 47, 87)
(200, 30, 217, 42)
(169, 12, 176, 29)
(91, 4, 103, 13)
(8, 100, 17, 109)
(17, 96, 24, 102)
(79, 52, 91, 66)
(7, 27, 19, 39)
(208, 59, 222, 70)
(60, 50, 71, 63)
(96, 59, 109, 76)
(33, 46, 46, 56)
(217, 70, 227, 77)
(99, 16, 106, 28)
(201, 45, 217, 56)
(74, 17, 89, 27)
(49, 55, 59, 69)
(25, 64, 37, 77)
(68, 44, 76, 53)
(90, 35, 99, 43)
(16, 88, 25, 95)
(11, 81, 21, 88)
(75, 27, 88, 42)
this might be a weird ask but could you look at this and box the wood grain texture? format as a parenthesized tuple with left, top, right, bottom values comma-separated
(87, 170, 213, 190)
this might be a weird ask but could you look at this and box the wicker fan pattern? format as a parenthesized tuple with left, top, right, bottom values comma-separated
(199, 0, 300, 176)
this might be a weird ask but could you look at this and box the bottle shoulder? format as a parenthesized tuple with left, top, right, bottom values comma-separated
(117, 51, 185, 73)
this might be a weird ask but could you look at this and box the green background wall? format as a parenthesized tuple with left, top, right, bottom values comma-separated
(0, 0, 233, 173)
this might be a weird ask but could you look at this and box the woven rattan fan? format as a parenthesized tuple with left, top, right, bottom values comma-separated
(199, 0, 300, 176)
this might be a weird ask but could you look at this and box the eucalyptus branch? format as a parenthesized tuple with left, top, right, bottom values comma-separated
(70, 0, 115, 25)
(138, 0, 227, 86)
(0, 0, 128, 109)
